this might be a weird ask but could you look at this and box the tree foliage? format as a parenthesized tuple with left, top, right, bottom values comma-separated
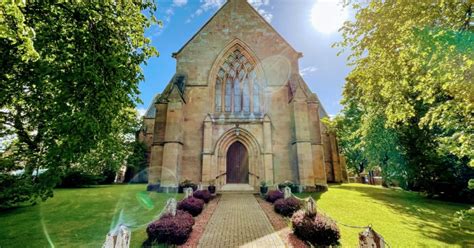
(124, 140, 148, 183)
(333, 0, 474, 201)
(0, 2, 158, 207)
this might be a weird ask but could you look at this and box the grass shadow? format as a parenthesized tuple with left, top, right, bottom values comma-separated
(334, 184, 473, 246)
(295, 188, 328, 201)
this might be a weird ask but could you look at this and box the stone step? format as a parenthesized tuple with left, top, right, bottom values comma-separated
(219, 183, 255, 193)
(219, 191, 259, 194)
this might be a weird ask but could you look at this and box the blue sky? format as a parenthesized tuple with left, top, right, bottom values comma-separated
(138, 0, 352, 116)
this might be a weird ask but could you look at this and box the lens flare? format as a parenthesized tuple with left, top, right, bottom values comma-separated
(311, 0, 348, 34)
(108, 166, 179, 232)
(136, 191, 154, 210)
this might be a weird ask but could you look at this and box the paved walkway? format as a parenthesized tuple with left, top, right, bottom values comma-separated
(198, 194, 285, 248)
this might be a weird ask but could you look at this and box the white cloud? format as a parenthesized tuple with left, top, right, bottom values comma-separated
(255, 9, 273, 22)
(299, 66, 318, 76)
(173, 0, 188, 7)
(136, 107, 147, 117)
(200, 0, 226, 11)
(188, 0, 273, 23)
(248, 0, 273, 22)
(164, 8, 174, 23)
(161, 0, 187, 28)
(248, 0, 270, 7)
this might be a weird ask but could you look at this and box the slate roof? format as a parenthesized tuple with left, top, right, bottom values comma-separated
(156, 74, 187, 104)
(144, 94, 161, 118)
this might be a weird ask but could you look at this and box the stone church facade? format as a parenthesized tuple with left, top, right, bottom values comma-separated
(139, 0, 348, 192)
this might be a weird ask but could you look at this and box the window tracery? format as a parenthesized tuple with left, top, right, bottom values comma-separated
(215, 49, 261, 114)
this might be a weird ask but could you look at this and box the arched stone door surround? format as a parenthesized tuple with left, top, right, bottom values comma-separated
(213, 127, 263, 187)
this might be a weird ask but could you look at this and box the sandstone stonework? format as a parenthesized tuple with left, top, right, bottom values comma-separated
(139, 0, 347, 191)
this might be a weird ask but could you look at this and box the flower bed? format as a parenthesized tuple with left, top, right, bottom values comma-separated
(265, 190, 284, 203)
(193, 190, 212, 203)
(274, 197, 301, 217)
(291, 210, 341, 247)
(178, 197, 205, 216)
(146, 210, 195, 245)
(255, 196, 308, 248)
(179, 195, 221, 248)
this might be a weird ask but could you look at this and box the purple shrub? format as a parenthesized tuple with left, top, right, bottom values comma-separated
(178, 197, 205, 216)
(193, 190, 212, 203)
(291, 210, 341, 246)
(265, 190, 284, 203)
(146, 210, 195, 245)
(274, 197, 301, 217)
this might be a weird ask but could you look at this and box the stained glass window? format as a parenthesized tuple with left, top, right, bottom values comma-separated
(215, 48, 261, 114)
(253, 82, 260, 113)
(225, 78, 232, 112)
(215, 78, 222, 112)
(234, 78, 241, 112)
(242, 78, 250, 112)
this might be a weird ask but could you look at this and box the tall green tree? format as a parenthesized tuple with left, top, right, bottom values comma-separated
(334, 0, 473, 201)
(323, 99, 368, 176)
(124, 140, 148, 183)
(0, 2, 158, 207)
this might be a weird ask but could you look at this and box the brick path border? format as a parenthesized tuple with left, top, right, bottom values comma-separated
(179, 195, 221, 248)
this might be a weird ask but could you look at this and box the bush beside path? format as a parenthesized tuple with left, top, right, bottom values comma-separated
(296, 184, 473, 247)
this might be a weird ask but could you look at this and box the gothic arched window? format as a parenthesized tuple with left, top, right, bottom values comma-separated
(215, 48, 261, 114)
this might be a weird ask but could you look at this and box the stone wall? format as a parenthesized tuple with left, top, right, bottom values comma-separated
(174, 0, 300, 186)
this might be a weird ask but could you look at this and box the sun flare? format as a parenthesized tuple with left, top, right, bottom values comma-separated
(311, 0, 348, 34)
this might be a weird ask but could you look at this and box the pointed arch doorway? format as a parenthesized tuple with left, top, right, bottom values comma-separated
(226, 141, 249, 184)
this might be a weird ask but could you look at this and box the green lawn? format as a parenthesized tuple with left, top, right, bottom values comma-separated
(0, 184, 182, 248)
(1, 184, 472, 247)
(296, 184, 473, 247)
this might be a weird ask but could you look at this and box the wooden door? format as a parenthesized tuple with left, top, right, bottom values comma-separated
(226, 142, 249, 183)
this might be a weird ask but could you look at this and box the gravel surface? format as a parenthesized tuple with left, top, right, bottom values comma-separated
(256, 196, 308, 248)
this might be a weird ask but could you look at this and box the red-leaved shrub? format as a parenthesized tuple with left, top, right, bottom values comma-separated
(146, 210, 195, 245)
(193, 190, 212, 203)
(291, 210, 341, 246)
(274, 197, 301, 216)
(178, 197, 205, 216)
(265, 190, 284, 203)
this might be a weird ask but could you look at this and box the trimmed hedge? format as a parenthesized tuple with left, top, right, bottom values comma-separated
(291, 210, 341, 246)
(146, 210, 195, 245)
(58, 169, 101, 188)
(274, 197, 301, 217)
(265, 190, 284, 203)
(193, 190, 212, 203)
(177, 197, 205, 216)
